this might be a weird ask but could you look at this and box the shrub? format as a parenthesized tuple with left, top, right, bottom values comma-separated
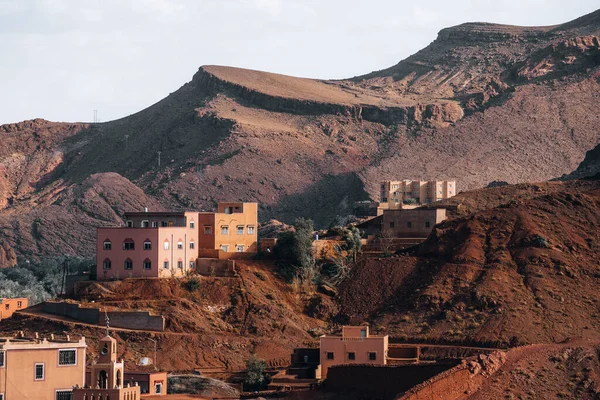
(183, 277, 201, 291)
(273, 218, 315, 280)
(243, 355, 269, 391)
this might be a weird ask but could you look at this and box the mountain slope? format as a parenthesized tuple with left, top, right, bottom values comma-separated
(2, 9, 600, 264)
(338, 180, 600, 345)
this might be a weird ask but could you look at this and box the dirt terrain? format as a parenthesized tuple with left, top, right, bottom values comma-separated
(2, 10, 600, 264)
(339, 179, 600, 346)
(0, 261, 328, 371)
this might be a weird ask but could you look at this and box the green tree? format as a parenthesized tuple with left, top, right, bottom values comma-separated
(341, 226, 362, 262)
(273, 218, 315, 279)
(243, 355, 269, 391)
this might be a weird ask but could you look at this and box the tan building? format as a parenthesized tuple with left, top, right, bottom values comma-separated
(0, 335, 87, 400)
(0, 298, 28, 320)
(318, 326, 388, 379)
(84, 371, 168, 395)
(382, 208, 447, 238)
(73, 335, 140, 400)
(96, 203, 258, 280)
(197, 202, 258, 259)
(380, 180, 457, 208)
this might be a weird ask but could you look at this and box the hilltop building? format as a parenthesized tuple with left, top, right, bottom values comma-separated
(73, 335, 140, 400)
(96, 202, 258, 280)
(380, 180, 457, 209)
(0, 297, 28, 320)
(382, 208, 447, 238)
(0, 334, 87, 400)
(318, 326, 388, 379)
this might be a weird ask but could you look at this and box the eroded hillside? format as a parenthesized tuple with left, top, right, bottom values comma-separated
(339, 180, 600, 346)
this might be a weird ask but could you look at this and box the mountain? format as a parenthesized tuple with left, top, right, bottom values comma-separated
(2, 9, 600, 265)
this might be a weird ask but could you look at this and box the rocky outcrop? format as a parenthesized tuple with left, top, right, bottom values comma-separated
(193, 67, 463, 127)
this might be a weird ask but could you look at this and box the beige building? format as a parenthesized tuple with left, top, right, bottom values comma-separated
(0, 335, 87, 400)
(0, 298, 28, 320)
(382, 208, 447, 238)
(73, 335, 140, 400)
(96, 203, 258, 280)
(318, 326, 388, 379)
(380, 180, 457, 208)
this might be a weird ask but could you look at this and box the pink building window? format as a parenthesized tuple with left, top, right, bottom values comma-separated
(103, 259, 112, 270)
(123, 239, 135, 250)
(177, 260, 183, 269)
(164, 240, 170, 250)
(103, 240, 112, 250)
(189, 241, 195, 249)
(143, 259, 152, 270)
(177, 240, 183, 250)
(369, 352, 377, 360)
(124, 259, 133, 270)
(190, 221, 195, 229)
(144, 240, 152, 250)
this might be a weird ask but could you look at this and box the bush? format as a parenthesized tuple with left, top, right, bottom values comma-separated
(243, 355, 269, 391)
(183, 277, 201, 291)
(273, 218, 315, 280)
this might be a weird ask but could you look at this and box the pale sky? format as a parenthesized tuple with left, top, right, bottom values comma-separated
(0, 0, 598, 125)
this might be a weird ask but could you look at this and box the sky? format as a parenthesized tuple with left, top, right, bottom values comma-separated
(0, 0, 598, 125)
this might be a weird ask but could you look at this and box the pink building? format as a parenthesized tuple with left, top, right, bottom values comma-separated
(96, 203, 258, 280)
(318, 326, 389, 379)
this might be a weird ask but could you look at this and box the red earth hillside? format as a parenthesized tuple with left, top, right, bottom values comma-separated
(339, 180, 600, 346)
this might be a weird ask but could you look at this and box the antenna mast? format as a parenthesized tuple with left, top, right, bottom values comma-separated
(105, 309, 110, 336)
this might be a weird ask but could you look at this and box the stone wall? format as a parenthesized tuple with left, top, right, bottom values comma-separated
(325, 363, 458, 400)
(397, 352, 507, 400)
(42, 302, 164, 331)
(197, 258, 237, 277)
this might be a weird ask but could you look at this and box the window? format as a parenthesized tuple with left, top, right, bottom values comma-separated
(360, 329, 367, 338)
(236, 245, 244, 253)
(348, 352, 356, 360)
(425, 221, 431, 228)
(161, 221, 168, 227)
(392, 185, 398, 189)
(390, 222, 395, 228)
(177, 261, 183, 269)
(189, 261, 195, 270)
(0, 350, 5, 367)
(144, 241, 152, 250)
(142, 220, 149, 228)
(155, 383, 162, 394)
(163, 261, 169, 269)
(190, 221, 195, 229)
(189, 241, 195, 249)
(124, 259, 133, 270)
(103, 241, 112, 250)
(220, 245, 229, 253)
(151, 221, 158, 227)
(126, 220, 133, 228)
(58, 349, 77, 366)
(204, 226, 213, 235)
(164, 241, 169, 250)
(17, 301, 22, 307)
(143, 260, 152, 270)
(56, 390, 73, 400)
(237, 226, 244, 235)
(369, 352, 377, 361)
(247, 226, 255, 235)
(103, 259, 112, 270)
(382, 197, 388, 202)
(221, 226, 229, 235)
(407, 221, 412, 228)
(4, 304, 7, 310)
(326, 352, 334, 360)
(177, 241, 183, 249)
(123, 240, 135, 251)
(35, 363, 44, 380)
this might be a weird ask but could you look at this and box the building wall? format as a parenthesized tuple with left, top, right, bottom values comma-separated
(97, 225, 198, 280)
(213, 203, 258, 255)
(382, 209, 447, 238)
(0, 298, 28, 320)
(319, 330, 388, 379)
(380, 180, 457, 207)
(0, 339, 86, 400)
(123, 212, 187, 228)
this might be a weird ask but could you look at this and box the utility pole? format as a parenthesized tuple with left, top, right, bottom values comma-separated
(157, 151, 162, 167)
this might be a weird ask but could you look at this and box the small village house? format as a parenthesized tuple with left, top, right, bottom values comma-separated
(318, 326, 388, 379)
(0, 298, 28, 320)
(0, 334, 87, 400)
